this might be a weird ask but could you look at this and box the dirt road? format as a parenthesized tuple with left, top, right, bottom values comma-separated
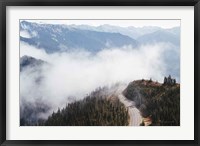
(118, 94, 142, 126)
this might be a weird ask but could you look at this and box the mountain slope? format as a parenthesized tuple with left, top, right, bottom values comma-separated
(20, 21, 138, 53)
(137, 29, 180, 46)
(22, 86, 130, 126)
(20, 55, 47, 72)
(74, 24, 162, 39)
(123, 79, 180, 126)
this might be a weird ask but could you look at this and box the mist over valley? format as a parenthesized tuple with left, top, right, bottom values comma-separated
(20, 20, 180, 126)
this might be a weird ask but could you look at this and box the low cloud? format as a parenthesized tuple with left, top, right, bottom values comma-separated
(20, 42, 174, 120)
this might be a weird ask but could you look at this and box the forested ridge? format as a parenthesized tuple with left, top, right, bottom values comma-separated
(38, 88, 129, 126)
(21, 77, 180, 126)
(123, 78, 180, 126)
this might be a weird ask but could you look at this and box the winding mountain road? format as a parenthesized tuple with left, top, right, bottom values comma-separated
(118, 94, 142, 126)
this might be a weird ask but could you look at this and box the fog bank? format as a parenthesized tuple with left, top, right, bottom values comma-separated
(20, 42, 174, 120)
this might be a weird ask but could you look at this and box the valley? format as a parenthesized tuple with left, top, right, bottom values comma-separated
(19, 20, 180, 126)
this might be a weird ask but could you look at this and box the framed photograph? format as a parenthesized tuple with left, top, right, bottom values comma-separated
(0, 0, 199, 145)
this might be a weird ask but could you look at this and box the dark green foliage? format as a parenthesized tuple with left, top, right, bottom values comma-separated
(42, 94, 129, 126)
(123, 80, 180, 126)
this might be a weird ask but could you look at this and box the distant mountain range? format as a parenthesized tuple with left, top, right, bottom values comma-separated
(57, 24, 180, 46)
(70, 24, 162, 39)
(20, 21, 180, 81)
(137, 27, 180, 46)
(20, 21, 180, 54)
(20, 21, 138, 53)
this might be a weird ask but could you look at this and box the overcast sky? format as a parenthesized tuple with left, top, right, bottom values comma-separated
(22, 19, 180, 29)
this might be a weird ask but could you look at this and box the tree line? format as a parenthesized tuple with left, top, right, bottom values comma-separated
(39, 88, 129, 126)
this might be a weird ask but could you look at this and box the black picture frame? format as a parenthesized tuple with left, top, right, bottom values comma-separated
(0, 0, 199, 145)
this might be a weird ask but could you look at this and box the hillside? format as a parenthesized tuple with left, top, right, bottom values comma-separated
(22, 87, 130, 126)
(137, 29, 180, 46)
(43, 96, 129, 126)
(20, 55, 46, 71)
(20, 77, 180, 126)
(123, 78, 180, 126)
(20, 21, 138, 53)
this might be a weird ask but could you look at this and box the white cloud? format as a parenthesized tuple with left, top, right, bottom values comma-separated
(20, 42, 169, 119)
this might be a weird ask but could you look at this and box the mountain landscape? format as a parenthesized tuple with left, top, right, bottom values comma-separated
(20, 75, 180, 126)
(20, 20, 180, 126)
(20, 21, 138, 53)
